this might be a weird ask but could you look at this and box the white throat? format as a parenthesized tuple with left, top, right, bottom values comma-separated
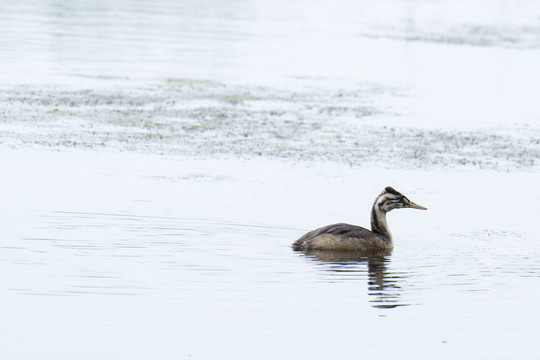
(370, 195, 393, 242)
(373, 208, 391, 239)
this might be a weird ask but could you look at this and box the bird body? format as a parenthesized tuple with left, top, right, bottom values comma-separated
(292, 187, 426, 252)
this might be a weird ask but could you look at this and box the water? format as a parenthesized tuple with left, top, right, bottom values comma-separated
(1, 1, 540, 359)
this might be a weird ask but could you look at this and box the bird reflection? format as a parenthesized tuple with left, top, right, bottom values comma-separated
(300, 250, 408, 309)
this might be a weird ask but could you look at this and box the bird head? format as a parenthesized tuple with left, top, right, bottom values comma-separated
(376, 186, 427, 212)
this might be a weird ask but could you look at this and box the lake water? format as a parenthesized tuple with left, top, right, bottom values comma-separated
(1, 1, 540, 359)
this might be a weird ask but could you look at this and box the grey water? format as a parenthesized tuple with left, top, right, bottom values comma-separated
(1, 1, 540, 359)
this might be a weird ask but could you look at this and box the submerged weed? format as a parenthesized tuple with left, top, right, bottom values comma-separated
(1, 82, 538, 171)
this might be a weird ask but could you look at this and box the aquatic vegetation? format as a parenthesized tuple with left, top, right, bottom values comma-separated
(0, 82, 538, 171)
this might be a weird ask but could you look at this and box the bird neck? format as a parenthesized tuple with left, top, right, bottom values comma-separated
(371, 206, 392, 243)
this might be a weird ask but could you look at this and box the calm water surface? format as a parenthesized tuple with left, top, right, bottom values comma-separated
(2, 151, 539, 359)
(1, 1, 540, 359)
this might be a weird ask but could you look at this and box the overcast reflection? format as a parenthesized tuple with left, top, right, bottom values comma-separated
(301, 250, 408, 309)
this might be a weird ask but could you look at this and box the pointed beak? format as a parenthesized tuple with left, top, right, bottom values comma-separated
(407, 202, 428, 210)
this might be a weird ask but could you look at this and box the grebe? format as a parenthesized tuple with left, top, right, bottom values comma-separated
(292, 186, 427, 252)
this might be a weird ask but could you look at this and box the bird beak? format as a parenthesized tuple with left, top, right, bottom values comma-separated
(407, 202, 427, 210)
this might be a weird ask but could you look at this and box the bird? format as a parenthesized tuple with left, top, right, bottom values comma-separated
(292, 186, 427, 252)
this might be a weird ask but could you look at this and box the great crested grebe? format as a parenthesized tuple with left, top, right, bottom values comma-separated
(292, 186, 427, 252)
